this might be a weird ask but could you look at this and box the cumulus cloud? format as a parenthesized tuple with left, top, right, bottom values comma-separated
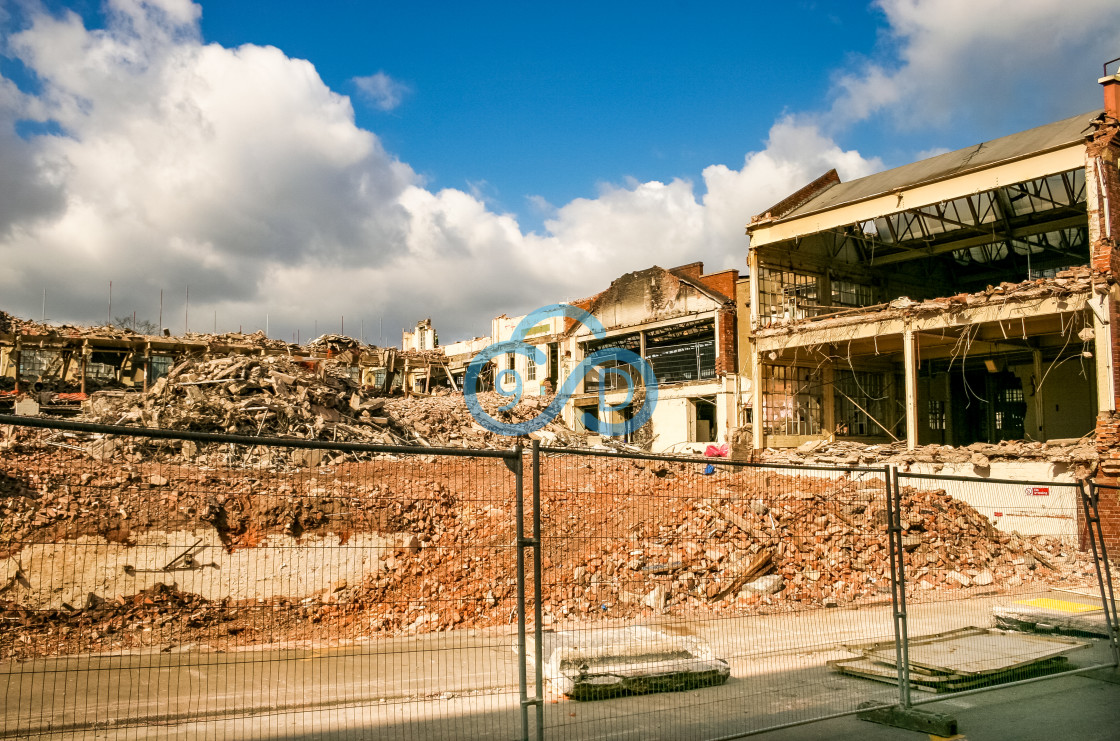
(831, 0, 1120, 131)
(353, 71, 409, 111)
(0, 0, 882, 343)
(3, 0, 1109, 345)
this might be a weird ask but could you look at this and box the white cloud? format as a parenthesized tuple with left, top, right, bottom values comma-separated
(8, 0, 1111, 345)
(0, 0, 883, 343)
(831, 0, 1120, 130)
(353, 71, 409, 112)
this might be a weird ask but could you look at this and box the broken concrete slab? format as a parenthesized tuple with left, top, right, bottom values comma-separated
(834, 626, 1090, 694)
(993, 598, 1113, 637)
(531, 625, 730, 700)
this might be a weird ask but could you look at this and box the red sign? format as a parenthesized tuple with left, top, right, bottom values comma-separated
(1026, 487, 1050, 496)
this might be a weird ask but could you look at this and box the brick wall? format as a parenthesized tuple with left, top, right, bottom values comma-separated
(1088, 117, 1120, 552)
(716, 307, 737, 376)
(697, 269, 739, 302)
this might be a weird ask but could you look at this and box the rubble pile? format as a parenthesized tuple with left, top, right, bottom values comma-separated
(759, 266, 1096, 334)
(0, 583, 274, 661)
(339, 463, 1097, 635)
(0, 445, 482, 550)
(380, 392, 583, 448)
(758, 437, 1097, 473)
(77, 352, 580, 460)
(0, 440, 1100, 655)
(84, 352, 397, 446)
(0, 310, 49, 337)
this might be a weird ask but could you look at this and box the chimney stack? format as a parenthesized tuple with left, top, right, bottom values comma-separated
(1101, 57, 1120, 119)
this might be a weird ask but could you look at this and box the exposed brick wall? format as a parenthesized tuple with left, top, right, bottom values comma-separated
(698, 269, 739, 302)
(670, 262, 703, 281)
(716, 307, 737, 376)
(753, 169, 841, 222)
(1088, 116, 1120, 553)
(1094, 483, 1120, 554)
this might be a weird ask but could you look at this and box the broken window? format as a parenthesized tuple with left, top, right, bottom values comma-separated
(86, 360, 117, 383)
(830, 279, 874, 309)
(834, 369, 896, 438)
(761, 364, 822, 437)
(526, 355, 537, 381)
(18, 349, 61, 381)
(646, 340, 715, 383)
(644, 320, 716, 383)
(149, 356, 173, 382)
(928, 400, 946, 431)
(758, 268, 819, 324)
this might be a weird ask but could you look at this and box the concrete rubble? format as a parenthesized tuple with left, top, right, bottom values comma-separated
(0, 439, 1102, 660)
(756, 265, 1096, 336)
(741, 434, 1097, 476)
(75, 351, 582, 461)
(533, 626, 730, 699)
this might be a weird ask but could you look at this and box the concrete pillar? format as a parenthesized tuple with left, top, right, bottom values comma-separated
(1093, 292, 1116, 413)
(822, 357, 835, 438)
(143, 343, 151, 393)
(1032, 348, 1045, 438)
(80, 341, 88, 395)
(12, 336, 21, 395)
(903, 329, 919, 450)
(748, 250, 762, 329)
(751, 349, 764, 450)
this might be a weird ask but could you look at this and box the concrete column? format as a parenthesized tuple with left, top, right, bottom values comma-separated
(639, 330, 647, 359)
(80, 344, 88, 395)
(748, 249, 762, 329)
(751, 349, 764, 450)
(12, 336, 21, 395)
(903, 329, 919, 450)
(1093, 293, 1116, 413)
(1032, 348, 1045, 438)
(822, 357, 835, 438)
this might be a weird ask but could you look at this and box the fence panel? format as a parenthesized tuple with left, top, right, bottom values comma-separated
(0, 416, 523, 740)
(530, 448, 899, 740)
(892, 471, 1115, 704)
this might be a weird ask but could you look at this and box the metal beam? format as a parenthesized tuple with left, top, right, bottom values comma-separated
(869, 215, 1087, 266)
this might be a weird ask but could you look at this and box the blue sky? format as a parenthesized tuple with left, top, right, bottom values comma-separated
(1, 0, 1118, 344)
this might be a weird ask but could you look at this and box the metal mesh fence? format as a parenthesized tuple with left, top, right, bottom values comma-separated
(0, 418, 523, 740)
(892, 471, 1116, 701)
(2, 412, 1116, 741)
(529, 448, 900, 739)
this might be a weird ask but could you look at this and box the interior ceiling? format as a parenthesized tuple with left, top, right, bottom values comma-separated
(768, 168, 1090, 273)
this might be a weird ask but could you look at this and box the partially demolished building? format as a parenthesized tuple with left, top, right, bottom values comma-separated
(560, 263, 738, 453)
(745, 106, 1117, 454)
(742, 73, 1120, 547)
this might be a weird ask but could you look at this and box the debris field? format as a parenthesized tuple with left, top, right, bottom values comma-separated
(0, 431, 1100, 661)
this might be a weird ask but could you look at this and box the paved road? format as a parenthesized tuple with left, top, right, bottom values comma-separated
(2, 588, 1116, 740)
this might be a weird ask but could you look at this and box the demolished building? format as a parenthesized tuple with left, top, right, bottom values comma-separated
(559, 263, 739, 453)
(742, 71, 1120, 548)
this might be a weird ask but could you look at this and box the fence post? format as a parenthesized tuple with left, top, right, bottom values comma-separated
(1079, 481, 1120, 667)
(886, 466, 912, 708)
(531, 440, 544, 741)
(513, 443, 529, 741)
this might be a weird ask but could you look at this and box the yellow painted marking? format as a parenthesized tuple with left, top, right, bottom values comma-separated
(930, 735, 967, 741)
(1015, 598, 1099, 614)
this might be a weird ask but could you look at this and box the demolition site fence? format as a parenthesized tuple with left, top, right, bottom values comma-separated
(0, 414, 1117, 741)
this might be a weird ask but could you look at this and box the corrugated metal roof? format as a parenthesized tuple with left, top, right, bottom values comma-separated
(776, 111, 1098, 222)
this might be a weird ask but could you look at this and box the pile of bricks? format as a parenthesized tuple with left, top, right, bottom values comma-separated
(0, 442, 1101, 652)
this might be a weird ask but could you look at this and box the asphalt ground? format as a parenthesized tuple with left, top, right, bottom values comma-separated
(2, 587, 1116, 740)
